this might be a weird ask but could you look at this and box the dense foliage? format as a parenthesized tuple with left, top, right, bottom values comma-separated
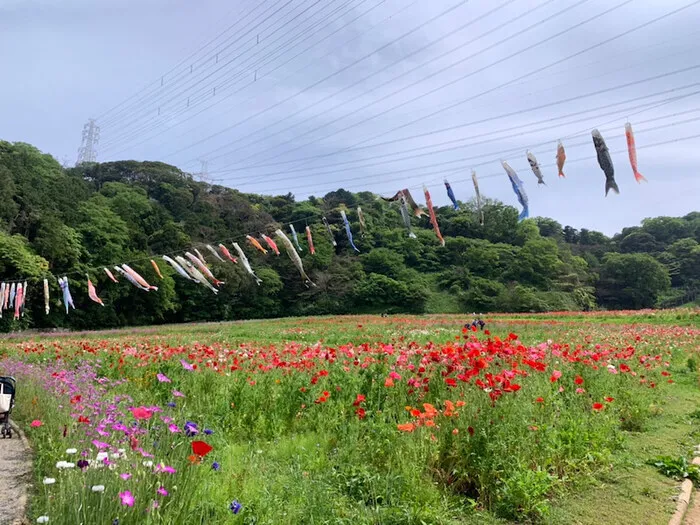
(0, 141, 697, 330)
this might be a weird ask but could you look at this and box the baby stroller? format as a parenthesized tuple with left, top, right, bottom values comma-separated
(0, 376, 16, 438)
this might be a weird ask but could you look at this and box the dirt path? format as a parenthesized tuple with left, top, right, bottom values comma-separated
(0, 422, 31, 525)
(686, 493, 700, 525)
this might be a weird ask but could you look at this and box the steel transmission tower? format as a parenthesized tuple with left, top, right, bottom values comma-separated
(195, 159, 212, 183)
(76, 119, 100, 165)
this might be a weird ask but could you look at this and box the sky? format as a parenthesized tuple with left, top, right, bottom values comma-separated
(1, 0, 699, 236)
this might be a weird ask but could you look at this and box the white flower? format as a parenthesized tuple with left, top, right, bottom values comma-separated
(142, 460, 153, 467)
(96, 452, 109, 462)
(65, 448, 77, 455)
(55, 461, 75, 469)
(37, 517, 49, 524)
(111, 452, 121, 459)
(42, 477, 56, 485)
(117, 448, 126, 454)
(91, 485, 105, 492)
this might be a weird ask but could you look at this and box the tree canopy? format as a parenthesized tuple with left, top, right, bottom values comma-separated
(0, 140, 696, 331)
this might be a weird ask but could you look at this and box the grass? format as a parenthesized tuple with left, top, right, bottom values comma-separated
(1, 311, 699, 524)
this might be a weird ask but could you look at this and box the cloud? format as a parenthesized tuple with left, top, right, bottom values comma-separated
(0, 0, 698, 235)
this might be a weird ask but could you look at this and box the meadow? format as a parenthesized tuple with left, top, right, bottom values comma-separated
(2, 310, 699, 524)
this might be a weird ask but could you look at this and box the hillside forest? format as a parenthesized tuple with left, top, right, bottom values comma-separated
(0, 140, 698, 331)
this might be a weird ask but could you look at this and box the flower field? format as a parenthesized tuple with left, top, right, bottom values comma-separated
(2, 312, 699, 524)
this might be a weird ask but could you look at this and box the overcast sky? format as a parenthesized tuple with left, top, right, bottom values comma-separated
(1, 0, 699, 236)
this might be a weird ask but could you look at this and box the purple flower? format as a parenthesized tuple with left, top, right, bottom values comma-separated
(77, 459, 89, 470)
(156, 373, 171, 383)
(92, 440, 109, 450)
(157, 486, 169, 496)
(204, 429, 213, 435)
(184, 421, 198, 437)
(168, 424, 181, 434)
(167, 402, 176, 408)
(119, 490, 134, 507)
(229, 500, 242, 514)
(180, 360, 194, 371)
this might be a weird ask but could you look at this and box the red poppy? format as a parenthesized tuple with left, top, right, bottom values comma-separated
(550, 370, 562, 383)
(574, 375, 584, 385)
(467, 426, 475, 436)
(592, 403, 604, 411)
(604, 397, 614, 403)
(397, 423, 416, 432)
(384, 377, 394, 388)
(355, 408, 366, 420)
(191, 441, 213, 457)
(77, 416, 91, 424)
(445, 378, 457, 387)
(535, 397, 544, 404)
(132, 407, 153, 420)
(352, 394, 366, 406)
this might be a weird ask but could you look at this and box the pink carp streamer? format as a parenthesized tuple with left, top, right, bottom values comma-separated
(423, 186, 445, 247)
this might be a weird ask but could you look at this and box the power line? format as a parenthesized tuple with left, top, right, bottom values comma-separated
(100, 0, 317, 134)
(101, 0, 367, 154)
(248, 113, 700, 197)
(129, 0, 398, 163)
(98, 0, 293, 127)
(175, 0, 529, 165)
(208, 69, 700, 180)
(219, 0, 700, 174)
(157, 0, 475, 161)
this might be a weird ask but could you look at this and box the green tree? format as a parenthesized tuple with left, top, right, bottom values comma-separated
(597, 253, 671, 309)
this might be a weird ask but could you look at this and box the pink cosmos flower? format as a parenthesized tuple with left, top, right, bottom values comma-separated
(156, 373, 171, 383)
(92, 440, 110, 450)
(155, 464, 176, 474)
(172, 390, 185, 398)
(120, 473, 132, 480)
(30, 420, 42, 428)
(119, 490, 134, 507)
(157, 486, 169, 496)
(168, 424, 181, 433)
(180, 360, 194, 371)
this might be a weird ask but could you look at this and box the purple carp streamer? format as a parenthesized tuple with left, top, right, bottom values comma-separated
(58, 277, 75, 314)
(444, 180, 459, 211)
